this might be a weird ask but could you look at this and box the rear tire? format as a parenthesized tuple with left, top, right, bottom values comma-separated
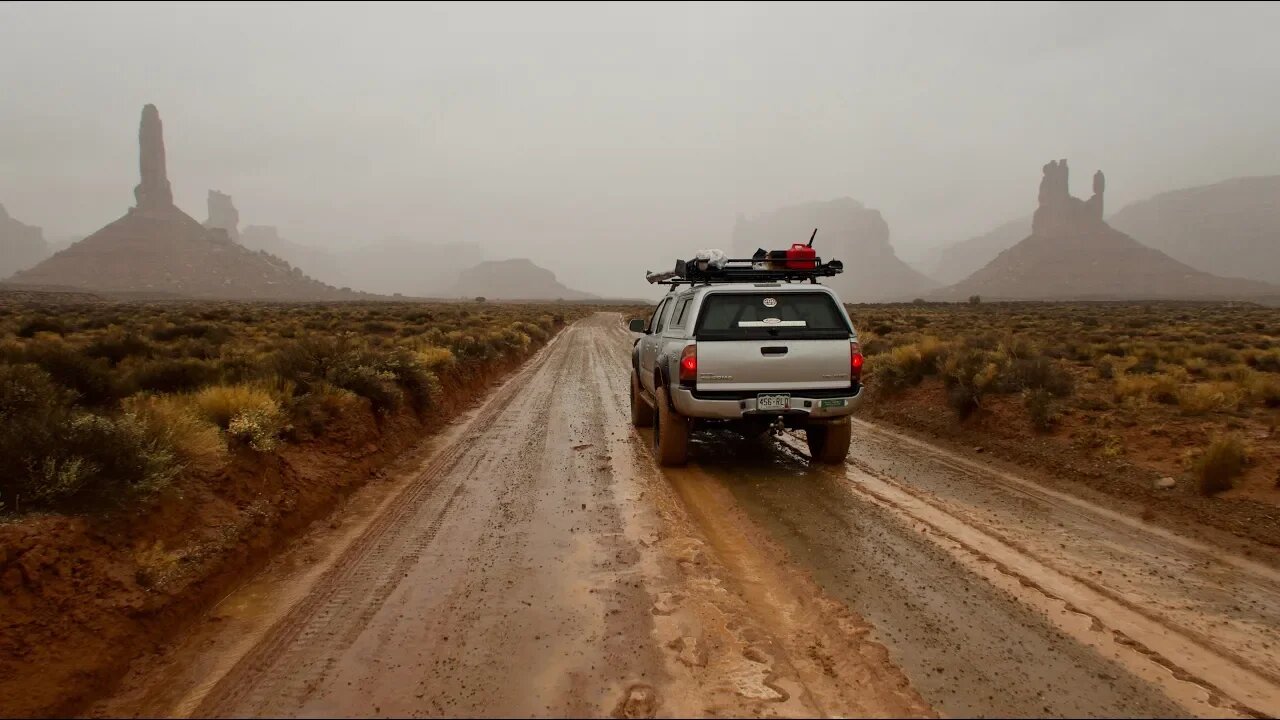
(630, 372, 654, 428)
(806, 418, 851, 464)
(654, 385, 689, 466)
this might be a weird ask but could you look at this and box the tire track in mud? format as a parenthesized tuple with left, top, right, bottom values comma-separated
(771, 430, 1280, 718)
(594, 316, 934, 717)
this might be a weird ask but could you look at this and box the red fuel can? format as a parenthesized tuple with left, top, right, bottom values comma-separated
(786, 243, 817, 269)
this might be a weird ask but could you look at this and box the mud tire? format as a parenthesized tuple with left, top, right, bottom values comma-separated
(654, 385, 689, 466)
(631, 372, 654, 428)
(807, 418, 851, 464)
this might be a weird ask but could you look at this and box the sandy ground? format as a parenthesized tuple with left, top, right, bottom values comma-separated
(87, 313, 1280, 718)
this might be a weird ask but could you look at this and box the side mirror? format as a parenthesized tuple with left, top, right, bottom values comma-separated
(628, 319, 647, 333)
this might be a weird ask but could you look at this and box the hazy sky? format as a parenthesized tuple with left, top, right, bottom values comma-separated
(3, 1, 1279, 298)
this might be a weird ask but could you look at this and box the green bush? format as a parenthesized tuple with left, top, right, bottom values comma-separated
(328, 362, 402, 414)
(19, 338, 119, 405)
(1024, 388, 1058, 432)
(0, 364, 178, 511)
(941, 347, 1000, 419)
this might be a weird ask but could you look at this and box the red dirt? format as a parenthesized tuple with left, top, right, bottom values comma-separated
(0, 353, 533, 718)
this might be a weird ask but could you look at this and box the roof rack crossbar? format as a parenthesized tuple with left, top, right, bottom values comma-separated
(645, 256, 844, 286)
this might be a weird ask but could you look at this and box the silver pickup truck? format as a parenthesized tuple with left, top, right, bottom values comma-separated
(628, 277, 864, 467)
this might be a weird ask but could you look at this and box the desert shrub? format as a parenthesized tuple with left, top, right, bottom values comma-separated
(273, 335, 348, 392)
(860, 334, 891, 356)
(1096, 355, 1131, 380)
(415, 346, 457, 375)
(63, 413, 180, 498)
(191, 384, 282, 430)
(1003, 354, 1074, 397)
(85, 331, 154, 364)
(128, 358, 220, 394)
(1249, 374, 1280, 408)
(1193, 434, 1247, 496)
(1183, 357, 1209, 377)
(18, 338, 119, 405)
(1147, 373, 1181, 405)
(328, 363, 402, 414)
(362, 320, 396, 334)
(511, 321, 550, 344)
(1113, 372, 1180, 405)
(287, 382, 363, 439)
(1196, 344, 1240, 365)
(227, 405, 285, 452)
(124, 394, 228, 475)
(150, 322, 232, 344)
(1113, 375, 1151, 403)
(1244, 349, 1280, 373)
(1, 364, 179, 510)
(1177, 382, 1244, 416)
(1024, 388, 1058, 432)
(1207, 364, 1255, 384)
(378, 348, 440, 414)
(941, 347, 1001, 419)
(873, 346, 924, 392)
(16, 316, 67, 338)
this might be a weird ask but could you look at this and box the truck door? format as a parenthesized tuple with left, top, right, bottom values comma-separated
(638, 297, 669, 393)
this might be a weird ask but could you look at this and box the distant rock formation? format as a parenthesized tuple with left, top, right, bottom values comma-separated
(204, 190, 241, 243)
(10, 105, 369, 301)
(732, 198, 937, 302)
(1032, 159, 1106, 236)
(933, 161, 1279, 301)
(924, 173, 1280, 288)
(447, 258, 595, 300)
(0, 203, 50, 280)
(133, 104, 173, 213)
(1109, 175, 1280, 284)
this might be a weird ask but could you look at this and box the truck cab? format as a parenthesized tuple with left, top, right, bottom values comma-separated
(629, 251, 863, 466)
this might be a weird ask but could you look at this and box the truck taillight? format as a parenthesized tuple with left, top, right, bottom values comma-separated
(851, 341, 864, 378)
(679, 344, 697, 386)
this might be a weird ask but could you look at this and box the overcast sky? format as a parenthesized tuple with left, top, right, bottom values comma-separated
(3, 1, 1279, 298)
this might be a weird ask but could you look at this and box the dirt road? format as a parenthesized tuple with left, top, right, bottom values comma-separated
(91, 313, 1280, 718)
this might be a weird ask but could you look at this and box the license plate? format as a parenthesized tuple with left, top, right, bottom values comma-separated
(756, 394, 790, 411)
(820, 398, 846, 408)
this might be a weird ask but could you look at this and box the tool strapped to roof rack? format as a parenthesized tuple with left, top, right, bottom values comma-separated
(645, 228, 843, 285)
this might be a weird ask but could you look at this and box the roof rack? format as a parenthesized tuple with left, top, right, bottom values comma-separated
(645, 255, 844, 286)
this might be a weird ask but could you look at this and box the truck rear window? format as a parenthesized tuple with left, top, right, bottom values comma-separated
(694, 292, 852, 340)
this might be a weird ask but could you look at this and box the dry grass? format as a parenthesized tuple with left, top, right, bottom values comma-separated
(1193, 434, 1248, 496)
(123, 394, 228, 475)
(851, 300, 1279, 501)
(0, 299, 592, 514)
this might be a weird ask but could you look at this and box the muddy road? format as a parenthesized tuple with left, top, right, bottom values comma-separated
(90, 313, 1280, 718)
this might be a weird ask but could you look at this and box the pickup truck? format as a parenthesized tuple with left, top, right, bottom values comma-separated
(629, 280, 864, 466)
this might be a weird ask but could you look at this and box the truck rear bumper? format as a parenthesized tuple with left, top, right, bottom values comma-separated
(671, 385, 863, 421)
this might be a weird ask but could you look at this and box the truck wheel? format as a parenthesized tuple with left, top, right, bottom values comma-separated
(654, 386, 689, 466)
(630, 372, 653, 428)
(806, 419, 851, 464)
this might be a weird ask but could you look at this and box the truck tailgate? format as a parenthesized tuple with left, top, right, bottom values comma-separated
(696, 339, 850, 392)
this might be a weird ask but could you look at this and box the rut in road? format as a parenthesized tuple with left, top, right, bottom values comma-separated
(100, 313, 927, 718)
